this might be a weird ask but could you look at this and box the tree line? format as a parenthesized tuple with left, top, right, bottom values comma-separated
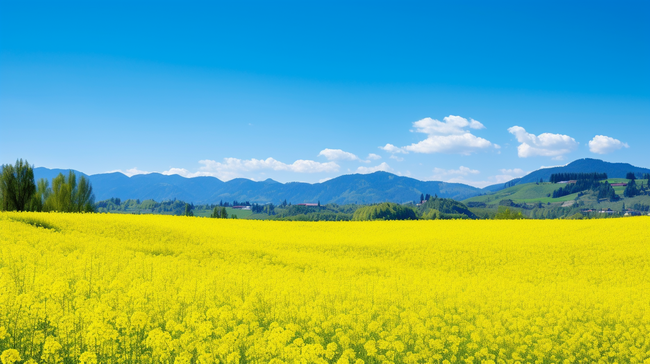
(0, 159, 95, 212)
(549, 172, 607, 183)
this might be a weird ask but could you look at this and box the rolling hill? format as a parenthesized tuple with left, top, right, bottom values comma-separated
(484, 159, 650, 192)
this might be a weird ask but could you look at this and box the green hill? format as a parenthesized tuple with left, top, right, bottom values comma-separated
(464, 179, 650, 219)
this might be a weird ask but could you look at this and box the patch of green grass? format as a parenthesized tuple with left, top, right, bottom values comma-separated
(465, 182, 564, 205)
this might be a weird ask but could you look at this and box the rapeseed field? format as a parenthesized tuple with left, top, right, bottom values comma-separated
(0, 212, 649, 364)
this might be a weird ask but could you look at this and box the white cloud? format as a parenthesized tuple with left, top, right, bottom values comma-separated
(318, 148, 360, 161)
(379, 143, 407, 154)
(387, 115, 497, 155)
(411, 115, 485, 135)
(390, 155, 404, 162)
(428, 166, 529, 188)
(499, 168, 525, 176)
(404, 133, 495, 154)
(107, 167, 153, 177)
(432, 166, 480, 179)
(367, 153, 382, 160)
(588, 135, 629, 154)
(508, 126, 578, 159)
(356, 162, 393, 174)
(162, 157, 339, 181)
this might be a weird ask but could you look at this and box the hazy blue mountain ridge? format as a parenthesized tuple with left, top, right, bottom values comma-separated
(33, 168, 482, 204)
(32, 159, 649, 205)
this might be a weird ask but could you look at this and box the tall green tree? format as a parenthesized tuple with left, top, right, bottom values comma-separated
(211, 206, 221, 218)
(46, 171, 96, 212)
(29, 178, 51, 212)
(184, 203, 193, 216)
(0, 159, 36, 211)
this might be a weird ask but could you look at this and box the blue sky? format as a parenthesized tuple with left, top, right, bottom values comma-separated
(2, 1, 649, 187)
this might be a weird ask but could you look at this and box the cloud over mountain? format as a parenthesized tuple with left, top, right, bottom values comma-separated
(508, 126, 578, 159)
(588, 135, 629, 154)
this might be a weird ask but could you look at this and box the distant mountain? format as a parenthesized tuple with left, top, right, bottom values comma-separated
(33, 168, 483, 204)
(517, 159, 650, 184)
(485, 159, 650, 192)
(33, 159, 648, 204)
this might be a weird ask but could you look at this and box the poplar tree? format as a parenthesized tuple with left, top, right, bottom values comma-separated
(0, 159, 36, 211)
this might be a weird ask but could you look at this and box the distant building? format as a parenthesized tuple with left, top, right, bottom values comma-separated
(610, 183, 627, 187)
(296, 203, 319, 207)
(624, 211, 642, 216)
(232, 206, 251, 210)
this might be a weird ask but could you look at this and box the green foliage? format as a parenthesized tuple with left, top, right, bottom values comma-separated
(0, 159, 37, 211)
(419, 197, 476, 219)
(352, 202, 418, 221)
(550, 172, 607, 183)
(46, 171, 96, 212)
(624, 179, 639, 198)
(494, 207, 525, 220)
(565, 213, 584, 220)
(422, 209, 441, 220)
(184, 203, 194, 217)
(210, 206, 228, 218)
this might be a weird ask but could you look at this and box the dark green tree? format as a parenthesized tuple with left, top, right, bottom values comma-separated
(211, 206, 221, 218)
(221, 207, 228, 219)
(624, 179, 638, 198)
(0, 159, 37, 211)
(184, 203, 193, 216)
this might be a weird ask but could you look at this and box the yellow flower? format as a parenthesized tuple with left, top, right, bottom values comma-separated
(1, 349, 21, 364)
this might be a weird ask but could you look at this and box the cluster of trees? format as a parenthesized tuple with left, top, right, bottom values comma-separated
(352, 203, 418, 221)
(623, 179, 646, 198)
(550, 172, 607, 183)
(418, 193, 436, 203)
(494, 207, 525, 220)
(552, 177, 609, 199)
(218, 200, 250, 207)
(1, 159, 95, 213)
(593, 182, 620, 201)
(420, 197, 477, 219)
(210, 206, 230, 218)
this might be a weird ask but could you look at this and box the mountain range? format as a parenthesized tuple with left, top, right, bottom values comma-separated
(33, 158, 650, 205)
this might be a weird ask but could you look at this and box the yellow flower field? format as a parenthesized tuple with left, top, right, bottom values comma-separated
(1, 212, 649, 364)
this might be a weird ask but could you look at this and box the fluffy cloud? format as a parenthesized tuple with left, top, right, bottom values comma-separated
(412, 115, 485, 135)
(429, 166, 528, 188)
(432, 166, 480, 179)
(379, 143, 407, 154)
(161, 157, 339, 181)
(588, 135, 629, 154)
(384, 115, 497, 155)
(367, 153, 382, 160)
(390, 155, 404, 162)
(318, 148, 360, 161)
(492, 168, 527, 184)
(356, 162, 393, 174)
(499, 168, 525, 176)
(404, 133, 495, 154)
(508, 126, 578, 159)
